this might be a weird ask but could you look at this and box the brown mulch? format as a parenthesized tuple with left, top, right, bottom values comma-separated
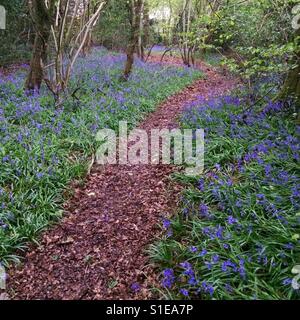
(7, 56, 237, 300)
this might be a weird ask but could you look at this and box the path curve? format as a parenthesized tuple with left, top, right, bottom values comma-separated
(7, 57, 237, 300)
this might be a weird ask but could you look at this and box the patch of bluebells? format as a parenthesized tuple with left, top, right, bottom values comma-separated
(162, 218, 173, 237)
(0, 47, 201, 264)
(180, 261, 198, 286)
(158, 94, 300, 299)
(162, 269, 176, 289)
(179, 288, 189, 297)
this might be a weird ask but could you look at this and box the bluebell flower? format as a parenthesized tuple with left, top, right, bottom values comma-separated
(216, 225, 224, 239)
(212, 254, 220, 263)
(215, 163, 221, 170)
(183, 207, 189, 216)
(199, 204, 209, 217)
(264, 164, 272, 176)
(256, 194, 265, 200)
(202, 281, 214, 296)
(284, 243, 295, 250)
(199, 249, 208, 257)
(282, 279, 292, 286)
(205, 261, 213, 270)
(235, 200, 243, 208)
(225, 283, 233, 293)
(180, 261, 192, 270)
(131, 283, 141, 293)
(221, 260, 237, 273)
(162, 269, 175, 289)
(188, 277, 198, 286)
(227, 216, 238, 225)
(190, 246, 198, 253)
(162, 219, 171, 229)
(198, 179, 205, 192)
(179, 289, 189, 297)
(238, 259, 247, 279)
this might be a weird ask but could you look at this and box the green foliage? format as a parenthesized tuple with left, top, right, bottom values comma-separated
(94, 0, 131, 49)
(222, 43, 296, 80)
(0, 0, 31, 66)
(210, 0, 298, 84)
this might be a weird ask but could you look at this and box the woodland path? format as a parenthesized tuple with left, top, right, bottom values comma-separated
(7, 55, 237, 300)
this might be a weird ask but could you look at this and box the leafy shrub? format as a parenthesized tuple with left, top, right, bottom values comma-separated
(210, 0, 297, 86)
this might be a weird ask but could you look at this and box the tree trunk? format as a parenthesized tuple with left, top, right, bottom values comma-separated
(182, 0, 187, 64)
(25, 0, 53, 92)
(143, 1, 150, 49)
(82, 2, 93, 57)
(278, 65, 300, 103)
(82, 31, 93, 56)
(25, 33, 48, 91)
(123, 0, 143, 80)
(278, 28, 300, 116)
(181, 0, 192, 66)
(186, 0, 192, 66)
(137, 0, 144, 60)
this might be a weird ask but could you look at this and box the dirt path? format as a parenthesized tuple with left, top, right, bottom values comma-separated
(7, 57, 237, 300)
